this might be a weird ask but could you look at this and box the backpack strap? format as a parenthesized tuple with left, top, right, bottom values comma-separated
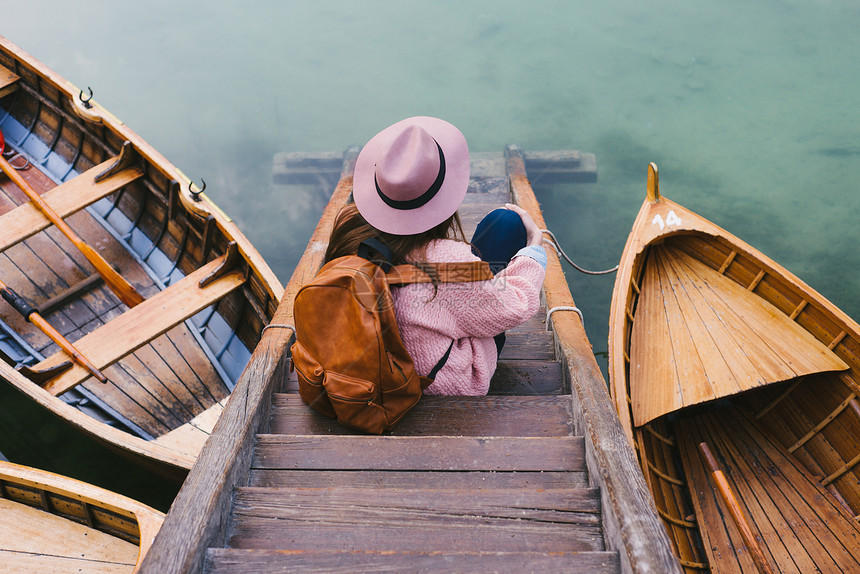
(387, 261, 493, 285)
(427, 339, 455, 380)
(358, 238, 394, 272)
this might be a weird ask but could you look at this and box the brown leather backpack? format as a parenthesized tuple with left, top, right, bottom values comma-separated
(290, 239, 492, 434)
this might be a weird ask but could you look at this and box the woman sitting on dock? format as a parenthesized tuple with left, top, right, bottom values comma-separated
(324, 116, 546, 395)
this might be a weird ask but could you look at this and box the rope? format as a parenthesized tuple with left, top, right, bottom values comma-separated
(547, 306, 584, 328)
(541, 229, 618, 275)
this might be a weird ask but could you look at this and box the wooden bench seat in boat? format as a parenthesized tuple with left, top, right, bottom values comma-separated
(35, 250, 246, 396)
(151, 396, 230, 454)
(0, 63, 18, 98)
(0, 156, 143, 251)
(676, 406, 860, 573)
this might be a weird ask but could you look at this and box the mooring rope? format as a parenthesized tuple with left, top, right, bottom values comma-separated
(541, 229, 619, 275)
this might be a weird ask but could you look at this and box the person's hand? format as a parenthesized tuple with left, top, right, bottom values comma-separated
(505, 203, 544, 247)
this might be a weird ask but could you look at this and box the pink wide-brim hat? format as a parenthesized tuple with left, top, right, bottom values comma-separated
(353, 116, 469, 235)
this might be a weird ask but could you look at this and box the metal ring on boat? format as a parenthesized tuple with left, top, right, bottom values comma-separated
(79, 87, 94, 108)
(546, 306, 584, 327)
(261, 323, 295, 335)
(190, 179, 206, 202)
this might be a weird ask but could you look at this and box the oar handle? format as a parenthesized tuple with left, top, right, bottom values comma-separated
(698, 442, 775, 574)
(0, 154, 144, 308)
(0, 283, 107, 383)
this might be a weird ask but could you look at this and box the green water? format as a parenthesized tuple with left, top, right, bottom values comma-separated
(3, 1, 859, 509)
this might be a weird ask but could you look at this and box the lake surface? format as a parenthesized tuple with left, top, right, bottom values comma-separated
(3, 0, 859, 509)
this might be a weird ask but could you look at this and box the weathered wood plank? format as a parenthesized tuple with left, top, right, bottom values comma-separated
(252, 435, 584, 472)
(228, 487, 604, 552)
(268, 394, 574, 437)
(234, 485, 602, 518)
(281, 357, 563, 396)
(248, 469, 588, 489)
(489, 360, 565, 394)
(509, 310, 547, 334)
(499, 331, 555, 360)
(205, 549, 620, 574)
(163, 325, 231, 401)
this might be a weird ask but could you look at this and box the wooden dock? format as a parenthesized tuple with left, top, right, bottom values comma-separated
(140, 147, 679, 573)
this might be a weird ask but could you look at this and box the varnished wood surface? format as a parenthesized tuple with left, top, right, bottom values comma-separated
(678, 407, 860, 573)
(630, 243, 847, 426)
(0, 35, 282, 479)
(0, 460, 164, 573)
(0, 498, 138, 573)
(0, 158, 143, 251)
(609, 163, 860, 572)
(38, 254, 246, 396)
(0, 62, 18, 98)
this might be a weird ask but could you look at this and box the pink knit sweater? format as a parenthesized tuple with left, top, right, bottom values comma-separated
(391, 239, 546, 395)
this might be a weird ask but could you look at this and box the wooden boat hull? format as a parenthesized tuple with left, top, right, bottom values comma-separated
(609, 164, 860, 572)
(0, 460, 164, 573)
(0, 37, 283, 480)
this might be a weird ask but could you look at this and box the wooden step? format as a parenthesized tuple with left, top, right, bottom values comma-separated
(249, 468, 587, 490)
(252, 435, 585, 472)
(226, 486, 605, 553)
(206, 549, 620, 574)
(268, 393, 573, 436)
(490, 359, 565, 394)
(499, 330, 555, 360)
(283, 357, 565, 395)
(510, 310, 548, 334)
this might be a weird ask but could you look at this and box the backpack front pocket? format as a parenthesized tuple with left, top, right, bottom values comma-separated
(323, 371, 386, 434)
(291, 342, 335, 418)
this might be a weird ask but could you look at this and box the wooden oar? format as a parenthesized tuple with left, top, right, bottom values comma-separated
(0, 130, 144, 308)
(698, 442, 776, 574)
(0, 278, 107, 383)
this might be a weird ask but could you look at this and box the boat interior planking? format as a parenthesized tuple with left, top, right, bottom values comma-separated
(610, 163, 860, 573)
(0, 36, 283, 480)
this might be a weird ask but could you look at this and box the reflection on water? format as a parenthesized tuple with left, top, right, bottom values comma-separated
(2, 0, 859, 507)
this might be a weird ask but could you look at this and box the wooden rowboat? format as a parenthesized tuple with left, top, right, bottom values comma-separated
(0, 36, 282, 480)
(609, 163, 860, 573)
(0, 459, 164, 573)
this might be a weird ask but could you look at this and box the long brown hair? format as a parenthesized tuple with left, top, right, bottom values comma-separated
(324, 202, 467, 265)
